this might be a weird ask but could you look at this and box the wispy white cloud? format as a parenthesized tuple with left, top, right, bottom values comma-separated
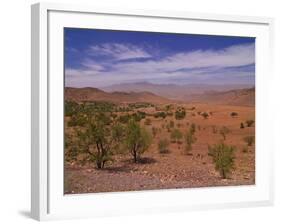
(65, 43, 255, 87)
(88, 43, 152, 61)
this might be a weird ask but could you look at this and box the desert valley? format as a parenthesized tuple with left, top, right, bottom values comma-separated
(64, 83, 255, 194)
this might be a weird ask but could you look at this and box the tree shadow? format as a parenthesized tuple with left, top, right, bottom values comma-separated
(123, 157, 157, 164)
(102, 164, 132, 173)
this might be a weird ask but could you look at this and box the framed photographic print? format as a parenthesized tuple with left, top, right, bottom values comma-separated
(31, 2, 274, 221)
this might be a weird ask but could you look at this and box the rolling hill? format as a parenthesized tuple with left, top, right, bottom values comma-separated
(101, 82, 253, 101)
(65, 87, 172, 104)
(184, 87, 255, 106)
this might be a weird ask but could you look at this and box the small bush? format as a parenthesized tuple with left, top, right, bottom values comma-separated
(201, 112, 209, 119)
(230, 112, 238, 117)
(152, 126, 157, 137)
(240, 122, 245, 129)
(170, 129, 183, 143)
(242, 146, 248, 153)
(243, 136, 255, 146)
(144, 118, 152, 125)
(208, 143, 235, 179)
(245, 119, 255, 127)
(158, 138, 170, 154)
(220, 126, 230, 140)
(175, 107, 186, 120)
(190, 123, 196, 134)
(154, 111, 167, 119)
(184, 127, 197, 154)
(169, 120, 175, 128)
(212, 125, 217, 134)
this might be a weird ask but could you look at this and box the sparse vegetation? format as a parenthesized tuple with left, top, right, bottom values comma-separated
(245, 119, 255, 127)
(65, 84, 255, 193)
(170, 129, 183, 143)
(144, 118, 152, 125)
(175, 107, 186, 120)
(230, 112, 238, 117)
(154, 111, 167, 119)
(158, 138, 170, 154)
(184, 127, 197, 154)
(169, 120, 175, 128)
(201, 112, 209, 119)
(219, 126, 230, 140)
(212, 125, 218, 134)
(208, 143, 236, 179)
(243, 136, 255, 146)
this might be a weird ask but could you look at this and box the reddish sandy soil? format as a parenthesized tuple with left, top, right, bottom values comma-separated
(64, 103, 255, 194)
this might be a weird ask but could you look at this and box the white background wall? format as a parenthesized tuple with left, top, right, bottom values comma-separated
(0, 0, 280, 223)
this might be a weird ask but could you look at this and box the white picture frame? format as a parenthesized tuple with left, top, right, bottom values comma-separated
(31, 2, 274, 221)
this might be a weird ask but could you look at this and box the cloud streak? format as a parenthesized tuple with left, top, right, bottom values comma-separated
(65, 42, 255, 87)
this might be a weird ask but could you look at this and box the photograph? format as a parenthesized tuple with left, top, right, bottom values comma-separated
(64, 28, 255, 194)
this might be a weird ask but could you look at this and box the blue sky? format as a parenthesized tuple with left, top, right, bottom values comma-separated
(65, 28, 255, 87)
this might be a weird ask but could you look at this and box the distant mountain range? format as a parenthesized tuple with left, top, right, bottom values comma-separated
(101, 82, 253, 101)
(65, 83, 255, 106)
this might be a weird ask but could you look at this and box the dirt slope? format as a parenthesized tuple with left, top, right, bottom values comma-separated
(65, 87, 172, 104)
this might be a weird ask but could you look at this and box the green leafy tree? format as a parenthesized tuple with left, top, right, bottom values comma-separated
(125, 119, 152, 163)
(77, 119, 116, 169)
(208, 143, 236, 179)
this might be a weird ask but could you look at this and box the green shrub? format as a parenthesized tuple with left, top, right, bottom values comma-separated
(208, 143, 236, 179)
(65, 101, 79, 116)
(175, 107, 186, 120)
(170, 129, 183, 143)
(184, 127, 197, 154)
(154, 111, 167, 119)
(240, 122, 245, 129)
(243, 136, 255, 146)
(68, 113, 88, 127)
(158, 138, 170, 154)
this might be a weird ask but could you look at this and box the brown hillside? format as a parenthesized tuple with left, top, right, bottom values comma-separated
(65, 87, 172, 104)
(184, 88, 255, 106)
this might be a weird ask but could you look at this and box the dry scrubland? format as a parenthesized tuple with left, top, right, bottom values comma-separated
(64, 89, 255, 194)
